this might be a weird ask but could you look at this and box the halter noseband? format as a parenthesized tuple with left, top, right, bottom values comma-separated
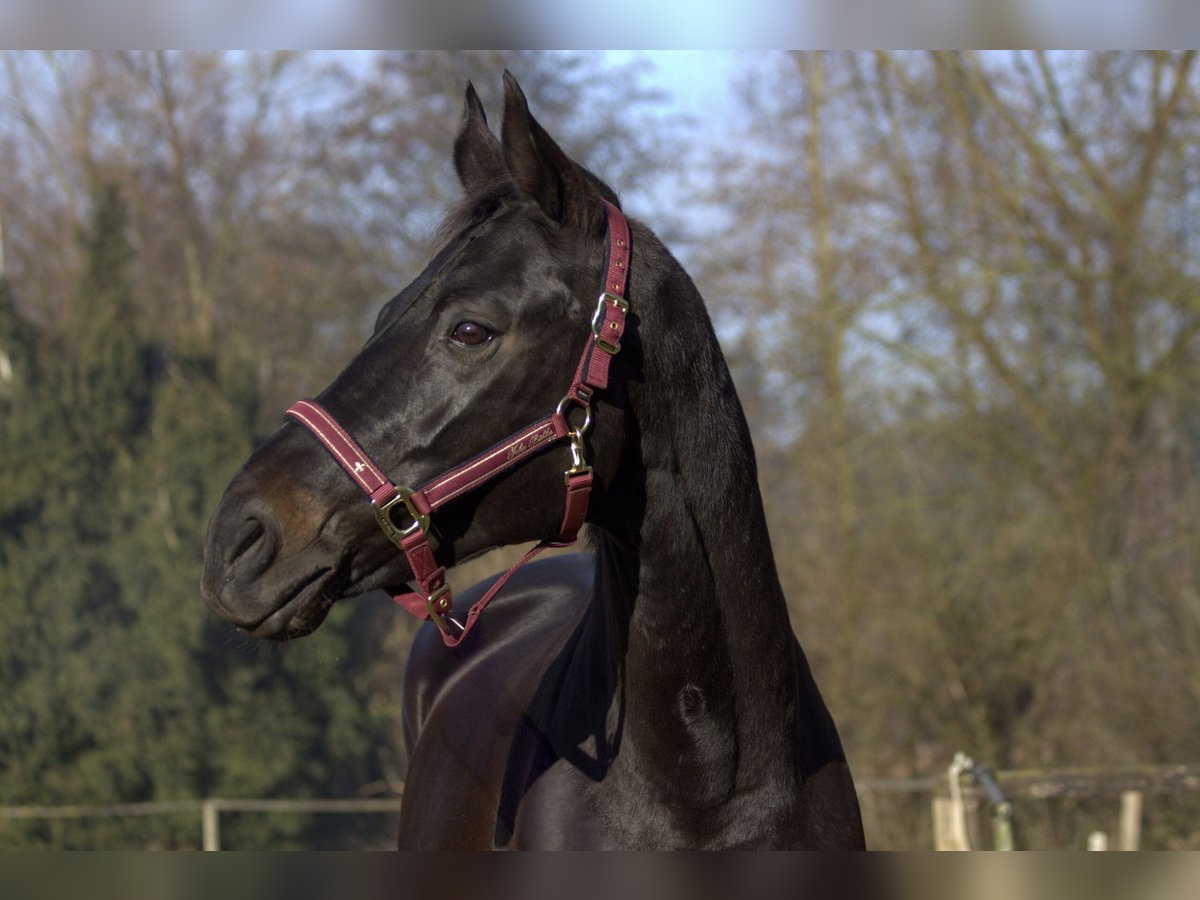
(284, 200, 631, 648)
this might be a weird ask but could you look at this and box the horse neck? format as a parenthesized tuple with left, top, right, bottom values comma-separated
(590, 235, 800, 795)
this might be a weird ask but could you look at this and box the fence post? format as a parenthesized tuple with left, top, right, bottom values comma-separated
(932, 791, 965, 850)
(932, 771, 982, 850)
(201, 800, 220, 851)
(1119, 790, 1142, 851)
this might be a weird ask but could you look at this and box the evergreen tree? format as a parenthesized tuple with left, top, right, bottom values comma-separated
(0, 184, 150, 845)
(0, 184, 399, 847)
(0, 276, 40, 527)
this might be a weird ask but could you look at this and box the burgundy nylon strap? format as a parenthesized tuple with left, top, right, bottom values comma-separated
(283, 200, 630, 648)
(568, 200, 631, 401)
(412, 413, 569, 514)
(391, 471, 592, 648)
(284, 405, 570, 518)
(284, 401, 574, 637)
(395, 529, 448, 618)
(285, 400, 398, 507)
(602, 199, 631, 300)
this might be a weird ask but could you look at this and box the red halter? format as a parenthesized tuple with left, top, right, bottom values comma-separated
(284, 200, 631, 647)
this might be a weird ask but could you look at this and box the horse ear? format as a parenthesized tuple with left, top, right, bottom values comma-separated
(500, 71, 604, 231)
(454, 82, 506, 195)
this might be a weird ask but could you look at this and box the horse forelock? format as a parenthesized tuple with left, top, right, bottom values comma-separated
(432, 181, 519, 251)
(435, 164, 620, 258)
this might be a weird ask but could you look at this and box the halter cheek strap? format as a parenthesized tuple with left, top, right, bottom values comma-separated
(284, 200, 630, 648)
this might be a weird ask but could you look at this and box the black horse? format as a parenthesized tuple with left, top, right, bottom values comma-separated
(201, 73, 864, 849)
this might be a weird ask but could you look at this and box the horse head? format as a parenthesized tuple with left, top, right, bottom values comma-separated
(201, 73, 630, 640)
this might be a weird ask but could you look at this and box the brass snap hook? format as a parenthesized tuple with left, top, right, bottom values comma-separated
(563, 428, 592, 484)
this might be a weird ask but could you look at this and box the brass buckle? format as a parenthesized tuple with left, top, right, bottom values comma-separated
(426, 584, 461, 637)
(373, 486, 430, 549)
(591, 292, 629, 355)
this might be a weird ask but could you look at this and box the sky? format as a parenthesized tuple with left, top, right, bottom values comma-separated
(608, 51, 742, 119)
(598, 51, 756, 223)
(0, 0, 1196, 47)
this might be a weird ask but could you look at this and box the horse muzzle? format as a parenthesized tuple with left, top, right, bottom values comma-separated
(201, 488, 342, 640)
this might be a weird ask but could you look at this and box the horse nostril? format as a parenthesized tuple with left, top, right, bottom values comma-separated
(227, 513, 279, 577)
(230, 517, 265, 561)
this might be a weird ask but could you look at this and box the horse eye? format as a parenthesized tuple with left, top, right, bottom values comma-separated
(450, 321, 493, 347)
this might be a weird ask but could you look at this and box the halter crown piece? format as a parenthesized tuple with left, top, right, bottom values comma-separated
(285, 201, 631, 647)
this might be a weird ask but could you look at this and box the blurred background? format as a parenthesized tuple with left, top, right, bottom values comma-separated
(0, 50, 1198, 849)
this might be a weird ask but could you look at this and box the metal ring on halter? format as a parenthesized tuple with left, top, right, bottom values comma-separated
(555, 394, 593, 438)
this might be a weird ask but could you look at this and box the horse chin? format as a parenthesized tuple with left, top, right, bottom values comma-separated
(248, 569, 339, 641)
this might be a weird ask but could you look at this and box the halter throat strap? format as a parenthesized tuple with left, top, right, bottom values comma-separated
(284, 200, 630, 648)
